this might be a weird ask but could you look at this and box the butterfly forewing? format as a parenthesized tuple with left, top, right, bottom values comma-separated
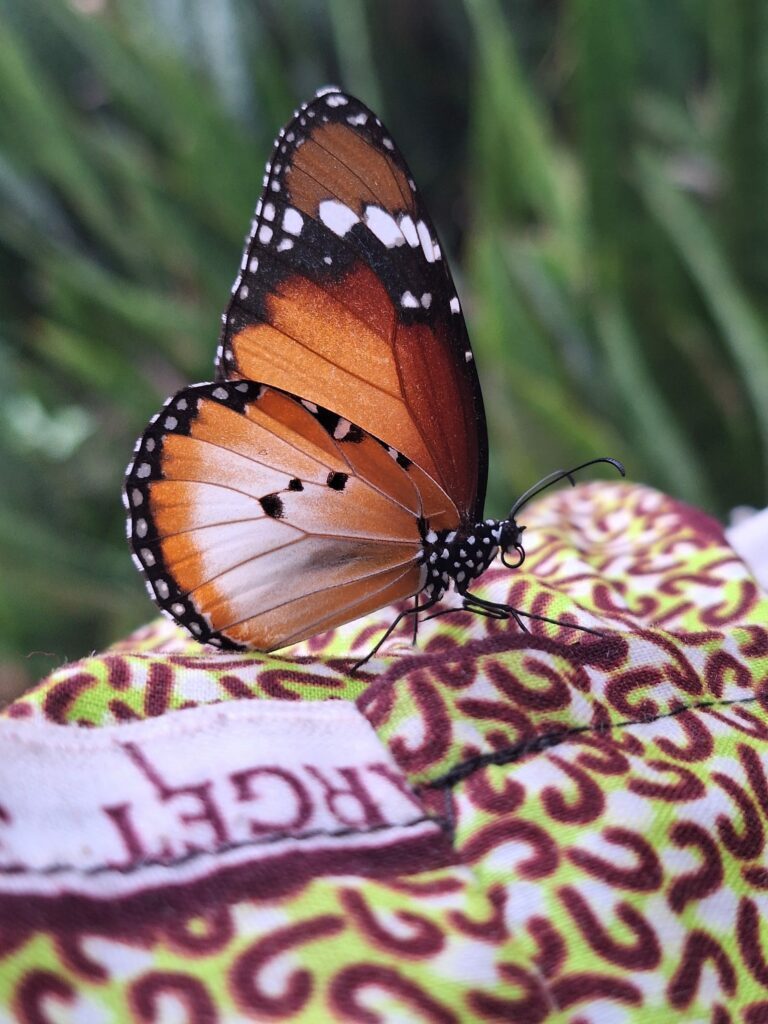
(217, 87, 487, 521)
(125, 381, 458, 651)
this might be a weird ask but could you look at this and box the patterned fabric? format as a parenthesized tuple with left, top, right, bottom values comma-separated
(2, 481, 768, 1023)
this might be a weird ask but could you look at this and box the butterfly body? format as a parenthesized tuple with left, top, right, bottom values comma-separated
(126, 86, 622, 657)
(419, 520, 507, 603)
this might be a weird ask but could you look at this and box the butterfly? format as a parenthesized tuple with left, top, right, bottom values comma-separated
(125, 86, 623, 660)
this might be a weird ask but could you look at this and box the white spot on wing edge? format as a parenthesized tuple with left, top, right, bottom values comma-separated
(450, 296, 461, 314)
(400, 291, 419, 309)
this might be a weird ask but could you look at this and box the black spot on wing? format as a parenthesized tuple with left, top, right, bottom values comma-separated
(260, 493, 285, 518)
(288, 478, 304, 491)
(327, 472, 348, 491)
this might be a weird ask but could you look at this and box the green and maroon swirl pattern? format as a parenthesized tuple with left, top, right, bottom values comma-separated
(3, 482, 768, 1023)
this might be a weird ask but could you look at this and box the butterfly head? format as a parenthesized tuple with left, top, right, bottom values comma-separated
(498, 519, 526, 570)
(497, 457, 626, 573)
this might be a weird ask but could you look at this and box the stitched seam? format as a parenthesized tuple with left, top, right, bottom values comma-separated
(0, 813, 447, 879)
(427, 692, 766, 790)
(0, 703, 365, 750)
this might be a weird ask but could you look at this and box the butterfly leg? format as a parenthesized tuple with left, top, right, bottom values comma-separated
(462, 590, 604, 637)
(352, 596, 442, 671)
(461, 594, 528, 632)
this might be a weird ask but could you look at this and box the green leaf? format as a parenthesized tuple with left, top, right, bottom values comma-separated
(637, 147, 768, 484)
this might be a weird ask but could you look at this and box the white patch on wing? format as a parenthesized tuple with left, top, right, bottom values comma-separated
(197, 517, 297, 581)
(347, 112, 367, 126)
(319, 200, 360, 237)
(364, 206, 403, 248)
(417, 220, 435, 263)
(400, 215, 419, 247)
(258, 225, 273, 244)
(283, 208, 303, 235)
(421, 293, 432, 309)
(400, 291, 419, 308)
(325, 93, 348, 107)
(333, 418, 352, 439)
(450, 296, 461, 314)
(277, 238, 293, 252)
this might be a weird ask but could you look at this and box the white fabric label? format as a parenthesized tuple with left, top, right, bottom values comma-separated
(0, 700, 446, 906)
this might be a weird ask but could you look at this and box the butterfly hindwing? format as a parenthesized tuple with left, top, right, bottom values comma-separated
(125, 381, 459, 651)
(216, 87, 487, 521)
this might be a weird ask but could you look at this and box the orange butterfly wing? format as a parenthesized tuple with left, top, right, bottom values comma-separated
(125, 381, 458, 650)
(217, 88, 487, 522)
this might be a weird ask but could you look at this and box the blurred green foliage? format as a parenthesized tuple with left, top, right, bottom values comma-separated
(2, 0, 768, 693)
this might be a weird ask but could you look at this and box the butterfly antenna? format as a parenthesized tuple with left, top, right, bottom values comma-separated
(508, 458, 625, 520)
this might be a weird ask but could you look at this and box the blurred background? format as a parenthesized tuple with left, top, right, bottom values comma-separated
(2, 0, 767, 697)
